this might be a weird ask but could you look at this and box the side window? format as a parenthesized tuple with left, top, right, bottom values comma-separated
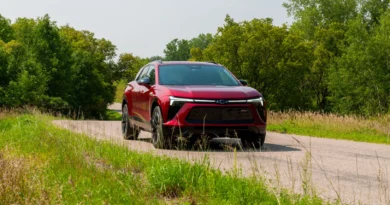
(136, 65, 150, 81)
(146, 65, 156, 85)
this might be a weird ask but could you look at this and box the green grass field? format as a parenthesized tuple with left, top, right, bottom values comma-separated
(267, 111, 390, 145)
(0, 112, 323, 204)
(114, 80, 127, 103)
(105, 109, 122, 121)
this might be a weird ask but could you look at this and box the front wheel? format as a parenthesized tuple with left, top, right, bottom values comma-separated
(122, 104, 139, 140)
(151, 106, 175, 149)
(241, 133, 266, 149)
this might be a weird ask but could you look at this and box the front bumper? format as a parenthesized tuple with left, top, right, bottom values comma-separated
(162, 102, 267, 134)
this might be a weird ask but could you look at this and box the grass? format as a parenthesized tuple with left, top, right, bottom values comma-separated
(104, 109, 122, 121)
(267, 111, 390, 144)
(0, 111, 323, 205)
(114, 80, 127, 103)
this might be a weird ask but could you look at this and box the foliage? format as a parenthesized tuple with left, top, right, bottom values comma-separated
(163, 38, 191, 61)
(114, 53, 149, 82)
(0, 14, 14, 42)
(204, 16, 314, 110)
(149, 55, 164, 61)
(283, 0, 390, 115)
(3, 0, 390, 117)
(160, 1, 390, 116)
(164, 33, 214, 61)
(104, 109, 122, 121)
(0, 14, 116, 117)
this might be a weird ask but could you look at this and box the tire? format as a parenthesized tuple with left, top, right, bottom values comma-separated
(241, 133, 266, 149)
(122, 104, 139, 140)
(151, 106, 175, 149)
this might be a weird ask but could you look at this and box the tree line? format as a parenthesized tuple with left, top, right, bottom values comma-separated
(0, 14, 119, 117)
(1, 0, 390, 117)
(148, 0, 390, 116)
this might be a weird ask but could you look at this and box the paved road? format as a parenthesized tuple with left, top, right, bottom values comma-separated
(53, 103, 390, 205)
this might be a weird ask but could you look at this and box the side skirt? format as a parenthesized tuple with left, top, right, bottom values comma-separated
(131, 116, 152, 132)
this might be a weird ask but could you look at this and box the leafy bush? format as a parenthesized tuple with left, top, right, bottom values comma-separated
(0, 14, 116, 118)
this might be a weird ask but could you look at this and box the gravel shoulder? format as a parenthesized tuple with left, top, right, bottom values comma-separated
(53, 103, 390, 205)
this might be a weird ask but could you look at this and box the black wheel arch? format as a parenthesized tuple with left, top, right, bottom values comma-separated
(150, 97, 160, 120)
(122, 95, 127, 108)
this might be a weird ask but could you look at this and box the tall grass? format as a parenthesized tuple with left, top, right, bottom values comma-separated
(0, 112, 323, 204)
(0, 149, 47, 204)
(114, 80, 127, 103)
(268, 111, 390, 144)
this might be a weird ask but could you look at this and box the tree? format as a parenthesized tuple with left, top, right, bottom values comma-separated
(283, 0, 359, 111)
(190, 33, 213, 50)
(329, 12, 390, 115)
(163, 33, 213, 61)
(59, 25, 116, 116)
(0, 14, 118, 116)
(284, 0, 358, 39)
(115, 53, 140, 81)
(163, 38, 191, 61)
(189, 47, 204, 61)
(284, 0, 390, 115)
(201, 16, 313, 110)
(361, 0, 390, 29)
(0, 15, 13, 42)
(203, 15, 244, 78)
(149, 55, 163, 61)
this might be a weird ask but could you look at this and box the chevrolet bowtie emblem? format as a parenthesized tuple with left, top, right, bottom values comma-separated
(215, 100, 229, 105)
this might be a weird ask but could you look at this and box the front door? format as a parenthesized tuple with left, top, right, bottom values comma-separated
(138, 65, 156, 131)
(132, 65, 150, 123)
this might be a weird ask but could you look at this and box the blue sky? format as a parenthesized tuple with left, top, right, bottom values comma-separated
(1, 0, 292, 57)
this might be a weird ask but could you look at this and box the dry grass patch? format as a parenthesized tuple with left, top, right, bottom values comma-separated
(268, 111, 390, 144)
(0, 150, 49, 204)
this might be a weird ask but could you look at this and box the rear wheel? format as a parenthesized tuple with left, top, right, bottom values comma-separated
(122, 104, 139, 140)
(151, 106, 176, 149)
(241, 133, 266, 149)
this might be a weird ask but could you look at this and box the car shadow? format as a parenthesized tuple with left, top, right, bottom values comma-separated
(205, 139, 301, 153)
(137, 138, 301, 153)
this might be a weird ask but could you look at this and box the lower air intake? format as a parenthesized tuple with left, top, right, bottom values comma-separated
(186, 107, 254, 124)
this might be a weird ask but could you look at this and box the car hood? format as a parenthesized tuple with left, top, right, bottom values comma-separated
(165, 85, 261, 99)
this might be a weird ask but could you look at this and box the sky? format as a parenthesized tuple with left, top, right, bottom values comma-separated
(1, 0, 292, 58)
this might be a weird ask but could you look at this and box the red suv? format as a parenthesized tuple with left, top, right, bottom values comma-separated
(122, 61, 267, 149)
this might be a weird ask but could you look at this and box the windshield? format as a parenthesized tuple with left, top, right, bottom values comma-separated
(158, 64, 240, 86)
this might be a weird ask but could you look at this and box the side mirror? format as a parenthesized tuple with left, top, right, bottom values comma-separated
(137, 77, 151, 86)
(239, 80, 248, 86)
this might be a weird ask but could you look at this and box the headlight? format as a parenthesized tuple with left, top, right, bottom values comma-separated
(247, 97, 264, 106)
(169, 96, 194, 106)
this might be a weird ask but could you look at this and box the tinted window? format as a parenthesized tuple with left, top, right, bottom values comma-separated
(134, 66, 144, 81)
(136, 65, 150, 81)
(158, 64, 240, 86)
(147, 65, 156, 85)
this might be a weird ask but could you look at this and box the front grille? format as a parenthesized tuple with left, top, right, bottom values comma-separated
(186, 107, 254, 124)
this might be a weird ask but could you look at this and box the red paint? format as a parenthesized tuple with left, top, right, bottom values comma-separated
(123, 61, 267, 134)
